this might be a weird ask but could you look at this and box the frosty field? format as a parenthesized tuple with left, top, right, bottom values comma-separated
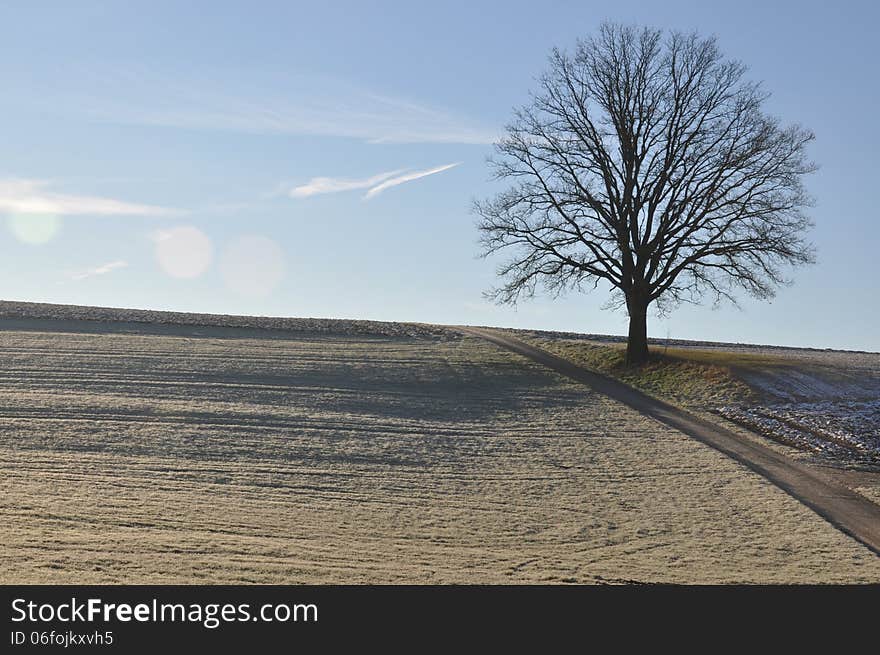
(517, 330, 880, 465)
(1, 309, 879, 583)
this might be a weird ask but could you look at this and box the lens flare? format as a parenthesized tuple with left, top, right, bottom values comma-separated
(7, 213, 61, 244)
(154, 226, 213, 279)
(220, 235, 285, 298)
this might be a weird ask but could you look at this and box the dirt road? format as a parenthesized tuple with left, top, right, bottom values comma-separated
(457, 326, 880, 557)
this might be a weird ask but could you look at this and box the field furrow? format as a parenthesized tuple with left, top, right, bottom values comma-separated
(2, 323, 879, 583)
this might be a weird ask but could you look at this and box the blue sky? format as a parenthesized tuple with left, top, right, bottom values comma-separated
(1, 0, 877, 350)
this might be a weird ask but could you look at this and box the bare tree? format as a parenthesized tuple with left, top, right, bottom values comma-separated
(476, 23, 816, 364)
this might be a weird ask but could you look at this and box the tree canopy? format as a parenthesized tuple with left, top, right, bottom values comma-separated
(476, 23, 816, 363)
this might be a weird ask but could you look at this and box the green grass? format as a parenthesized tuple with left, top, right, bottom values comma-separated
(529, 338, 760, 407)
(660, 346, 793, 368)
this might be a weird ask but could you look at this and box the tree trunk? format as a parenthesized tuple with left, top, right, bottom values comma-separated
(625, 299, 649, 365)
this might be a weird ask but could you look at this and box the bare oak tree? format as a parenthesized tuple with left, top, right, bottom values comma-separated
(476, 24, 816, 364)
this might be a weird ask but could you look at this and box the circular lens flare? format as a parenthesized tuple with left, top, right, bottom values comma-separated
(154, 226, 213, 279)
(7, 213, 61, 244)
(221, 235, 285, 298)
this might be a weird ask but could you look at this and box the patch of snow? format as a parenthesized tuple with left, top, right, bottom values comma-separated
(716, 400, 880, 463)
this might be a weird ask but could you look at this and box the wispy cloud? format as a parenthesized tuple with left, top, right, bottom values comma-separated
(364, 163, 460, 198)
(290, 169, 406, 198)
(0, 179, 181, 216)
(68, 260, 128, 281)
(44, 65, 497, 145)
(291, 163, 460, 200)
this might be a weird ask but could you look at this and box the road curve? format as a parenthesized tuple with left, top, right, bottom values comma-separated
(456, 326, 880, 557)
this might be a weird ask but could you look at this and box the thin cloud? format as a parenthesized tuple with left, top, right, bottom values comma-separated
(0, 179, 182, 216)
(69, 260, 128, 281)
(364, 163, 459, 198)
(290, 169, 406, 198)
(290, 163, 460, 200)
(149, 229, 175, 243)
(47, 65, 497, 145)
